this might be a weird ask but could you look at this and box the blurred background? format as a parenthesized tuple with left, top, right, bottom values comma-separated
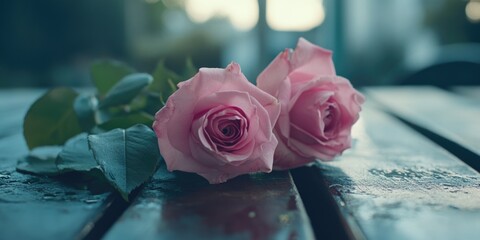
(1, 0, 479, 88)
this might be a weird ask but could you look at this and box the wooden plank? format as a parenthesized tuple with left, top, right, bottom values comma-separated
(0, 91, 117, 240)
(366, 86, 480, 157)
(0, 135, 117, 240)
(308, 103, 480, 239)
(103, 165, 315, 240)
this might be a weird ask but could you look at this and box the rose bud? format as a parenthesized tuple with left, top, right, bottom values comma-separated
(257, 38, 365, 170)
(153, 62, 280, 184)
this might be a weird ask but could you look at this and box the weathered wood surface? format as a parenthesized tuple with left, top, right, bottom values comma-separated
(0, 90, 115, 240)
(3, 87, 480, 240)
(0, 89, 315, 240)
(312, 103, 480, 239)
(366, 86, 480, 158)
(103, 164, 315, 240)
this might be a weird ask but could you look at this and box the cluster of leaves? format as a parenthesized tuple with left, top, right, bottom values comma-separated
(17, 59, 197, 200)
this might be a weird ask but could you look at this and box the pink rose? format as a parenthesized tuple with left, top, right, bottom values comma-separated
(257, 38, 365, 170)
(153, 62, 280, 184)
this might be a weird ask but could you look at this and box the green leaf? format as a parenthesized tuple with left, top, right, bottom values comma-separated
(98, 73, 153, 109)
(149, 61, 182, 103)
(144, 92, 163, 115)
(57, 133, 98, 172)
(17, 146, 63, 175)
(128, 93, 148, 112)
(183, 57, 197, 79)
(98, 112, 154, 131)
(23, 87, 83, 149)
(88, 124, 161, 201)
(91, 59, 135, 96)
(74, 93, 98, 131)
(94, 108, 114, 125)
(90, 126, 107, 134)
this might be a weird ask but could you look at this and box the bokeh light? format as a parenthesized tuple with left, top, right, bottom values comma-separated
(266, 0, 325, 31)
(466, 0, 480, 22)
(184, 0, 259, 31)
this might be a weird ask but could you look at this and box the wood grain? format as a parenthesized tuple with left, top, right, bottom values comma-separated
(3, 87, 479, 239)
(0, 91, 115, 240)
(103, 164, 315, 240)
(366, 86, 480, 157)
(313, 103, 480, 239)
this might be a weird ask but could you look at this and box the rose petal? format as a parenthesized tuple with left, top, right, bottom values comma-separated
(256, 38, 364, 170)
(156, 89, 196, 156)
(153, 103, 213, 173)
(193, 91, 256, 119)
(271, 131, 311, 170)
(257, 50, 292, 140)
(193, 91, 260, 151)
(289, 38, 336, 83)
(155, 62, 281, 184)
(333, 76, 365, 121)
(288, 137, 341, 160)
(289, 89, 334, 137)
(257, 49, 291, 98)
(183, 62, 280, 129)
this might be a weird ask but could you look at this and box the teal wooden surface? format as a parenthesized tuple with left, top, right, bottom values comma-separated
(0, 89, 315, 240)
(103, 164, 315, 240)
(366, 86, 480, 157)
(2, 87, 480, 240)
(309, 103, 480, 239)
(0, 90, 115, 240)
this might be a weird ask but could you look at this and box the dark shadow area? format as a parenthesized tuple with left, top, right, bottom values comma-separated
(399, 61, 480, 89)
(291, 166, 353, 240)
(55, 170, 143, 240)
(80, 189, 140, 240)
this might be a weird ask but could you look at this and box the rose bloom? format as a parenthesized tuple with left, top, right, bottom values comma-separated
(153, 62, 280, 184)
(257, 38, 365, 170)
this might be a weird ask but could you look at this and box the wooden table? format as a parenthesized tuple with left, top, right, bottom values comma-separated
(1, 86, 479, 240)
